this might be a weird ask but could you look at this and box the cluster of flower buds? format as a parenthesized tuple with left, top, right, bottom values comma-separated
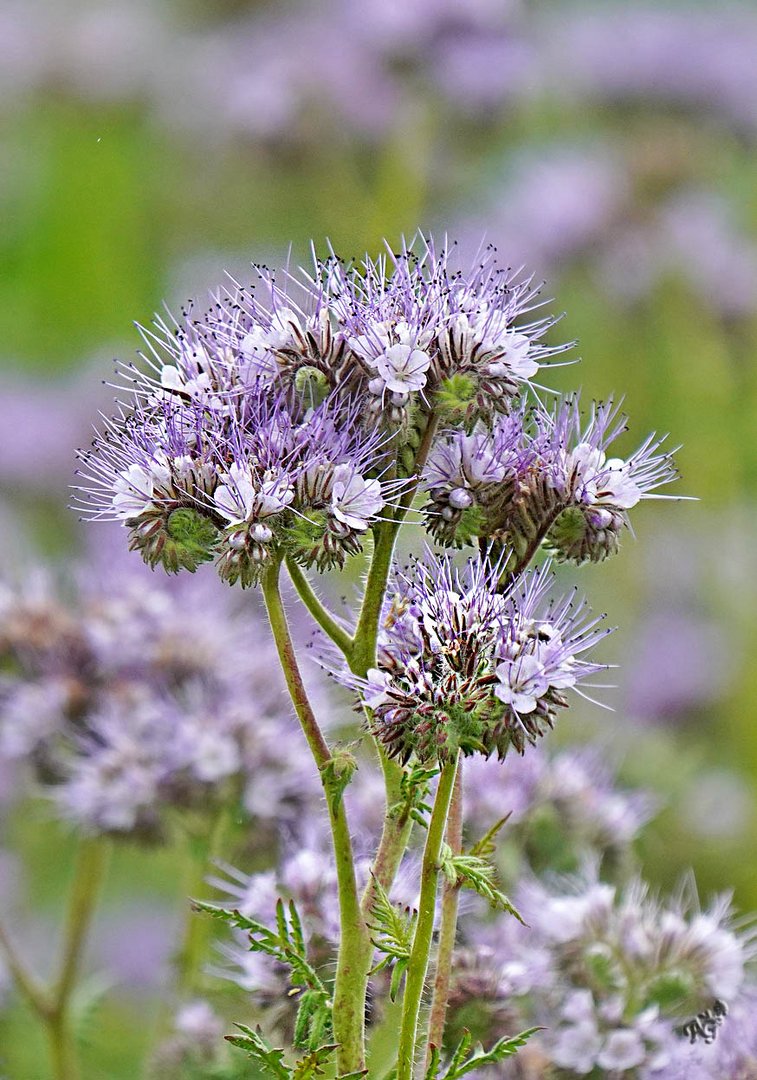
(423, 397, 680, 564)
(336, 551, 610, 763)
(76, 238, 573, 585)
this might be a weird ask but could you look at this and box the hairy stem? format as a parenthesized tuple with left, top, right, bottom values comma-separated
(425, 764, 464, 1062)
(352, 520, 399, 676)
(261, 560, 369, 1073)
(353, 410, 439, 674)
(360, 751, 413, 920)
(285, 555, 354, 657)
(397, 758, 459, 1080)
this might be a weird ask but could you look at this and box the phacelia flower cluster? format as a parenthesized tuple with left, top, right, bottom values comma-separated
(337, 550, 610, 764)
(423, 397, 680, 564)
(457, 869, 756, 1078)
(76, 238, 573, 586)
(0, 561, 327, 839)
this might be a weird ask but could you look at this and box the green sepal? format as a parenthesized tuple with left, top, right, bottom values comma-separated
(165, 507, 219, 570)
(225, 1025, 290, 1078)
(434, 373, 477, 419)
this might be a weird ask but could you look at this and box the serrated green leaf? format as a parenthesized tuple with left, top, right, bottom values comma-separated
(424, 1044, 442, 1080)
(225, 1025, 291, 1078)
(468, 814, 512, 860)
(199, 896, 333, 1051)
(288, 899, 306, 956)
(438, 849, 525, 923)
(447, 1029, 473, 1075)
(292, 1043, 339, 1079)
(438, 1027, 543, 1079)
(368, 875, 416, 1001)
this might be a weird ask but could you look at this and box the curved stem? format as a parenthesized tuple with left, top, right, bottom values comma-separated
(425, 764, 464, 1062)
(261, 561, 369, 1074)
(52, 837, 109, 1010)
(0, 919, 51, 1018)
(0, 837, 110, 1080)
(397, 758, 458, 1080)
(285, 555, 354, 657)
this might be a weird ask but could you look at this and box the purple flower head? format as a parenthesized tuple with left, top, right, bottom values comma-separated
(337, 550, 610, 763)
(494, 867, 757, 1076)
(0, 557, 333, 840)
(422, 404, 534, 546)
(538, 396, 682, 564)
(511, 868, 751, 1080)
(422, 394, 684, 561)
(327, 236, 567, 423)
(78, 235, 572, 582)
(78, 332, 395, 584)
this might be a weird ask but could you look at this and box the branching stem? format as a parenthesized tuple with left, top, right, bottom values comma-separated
(285, 555, 354, 657)
(261, 560, 369, 1074)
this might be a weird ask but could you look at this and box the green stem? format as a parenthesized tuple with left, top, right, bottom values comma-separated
(352, 410, 439, 675)
(352, 520, 399, 676)
(0, 837, 110, 1080)
(285, 555, 354, 657)
(397, 758, 459, 1080)
(261, 560, 369, 1074)
(0, 919, 51, 1018)
(425, 764, 464, 1063)
(177, 801, 233, 995)
(501, 506, 563, 587)
(359, 751, 413, 921)
(52, 838, 109, 1010)
(48, 836, 110, 1080)
(47, 1015, 78, 1080)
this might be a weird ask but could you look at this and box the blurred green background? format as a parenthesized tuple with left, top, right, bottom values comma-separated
(1, 0, 756, 1075)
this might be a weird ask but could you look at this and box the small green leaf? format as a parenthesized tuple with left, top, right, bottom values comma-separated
(225, 1025, 291, 1078)
(368, 876, 416, 1001)
(321, 748, 358, 815)
(468, 814, 512, 860)
(434, 1027, 543, 1079)
(438, 849, 525, 923)
(292, 1043, 339, 1079)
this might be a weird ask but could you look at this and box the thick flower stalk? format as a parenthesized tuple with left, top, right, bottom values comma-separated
(68, 233, 691, 1078)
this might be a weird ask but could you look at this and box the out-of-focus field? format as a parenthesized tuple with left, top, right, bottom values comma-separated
(1, 1, 756, 1075)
